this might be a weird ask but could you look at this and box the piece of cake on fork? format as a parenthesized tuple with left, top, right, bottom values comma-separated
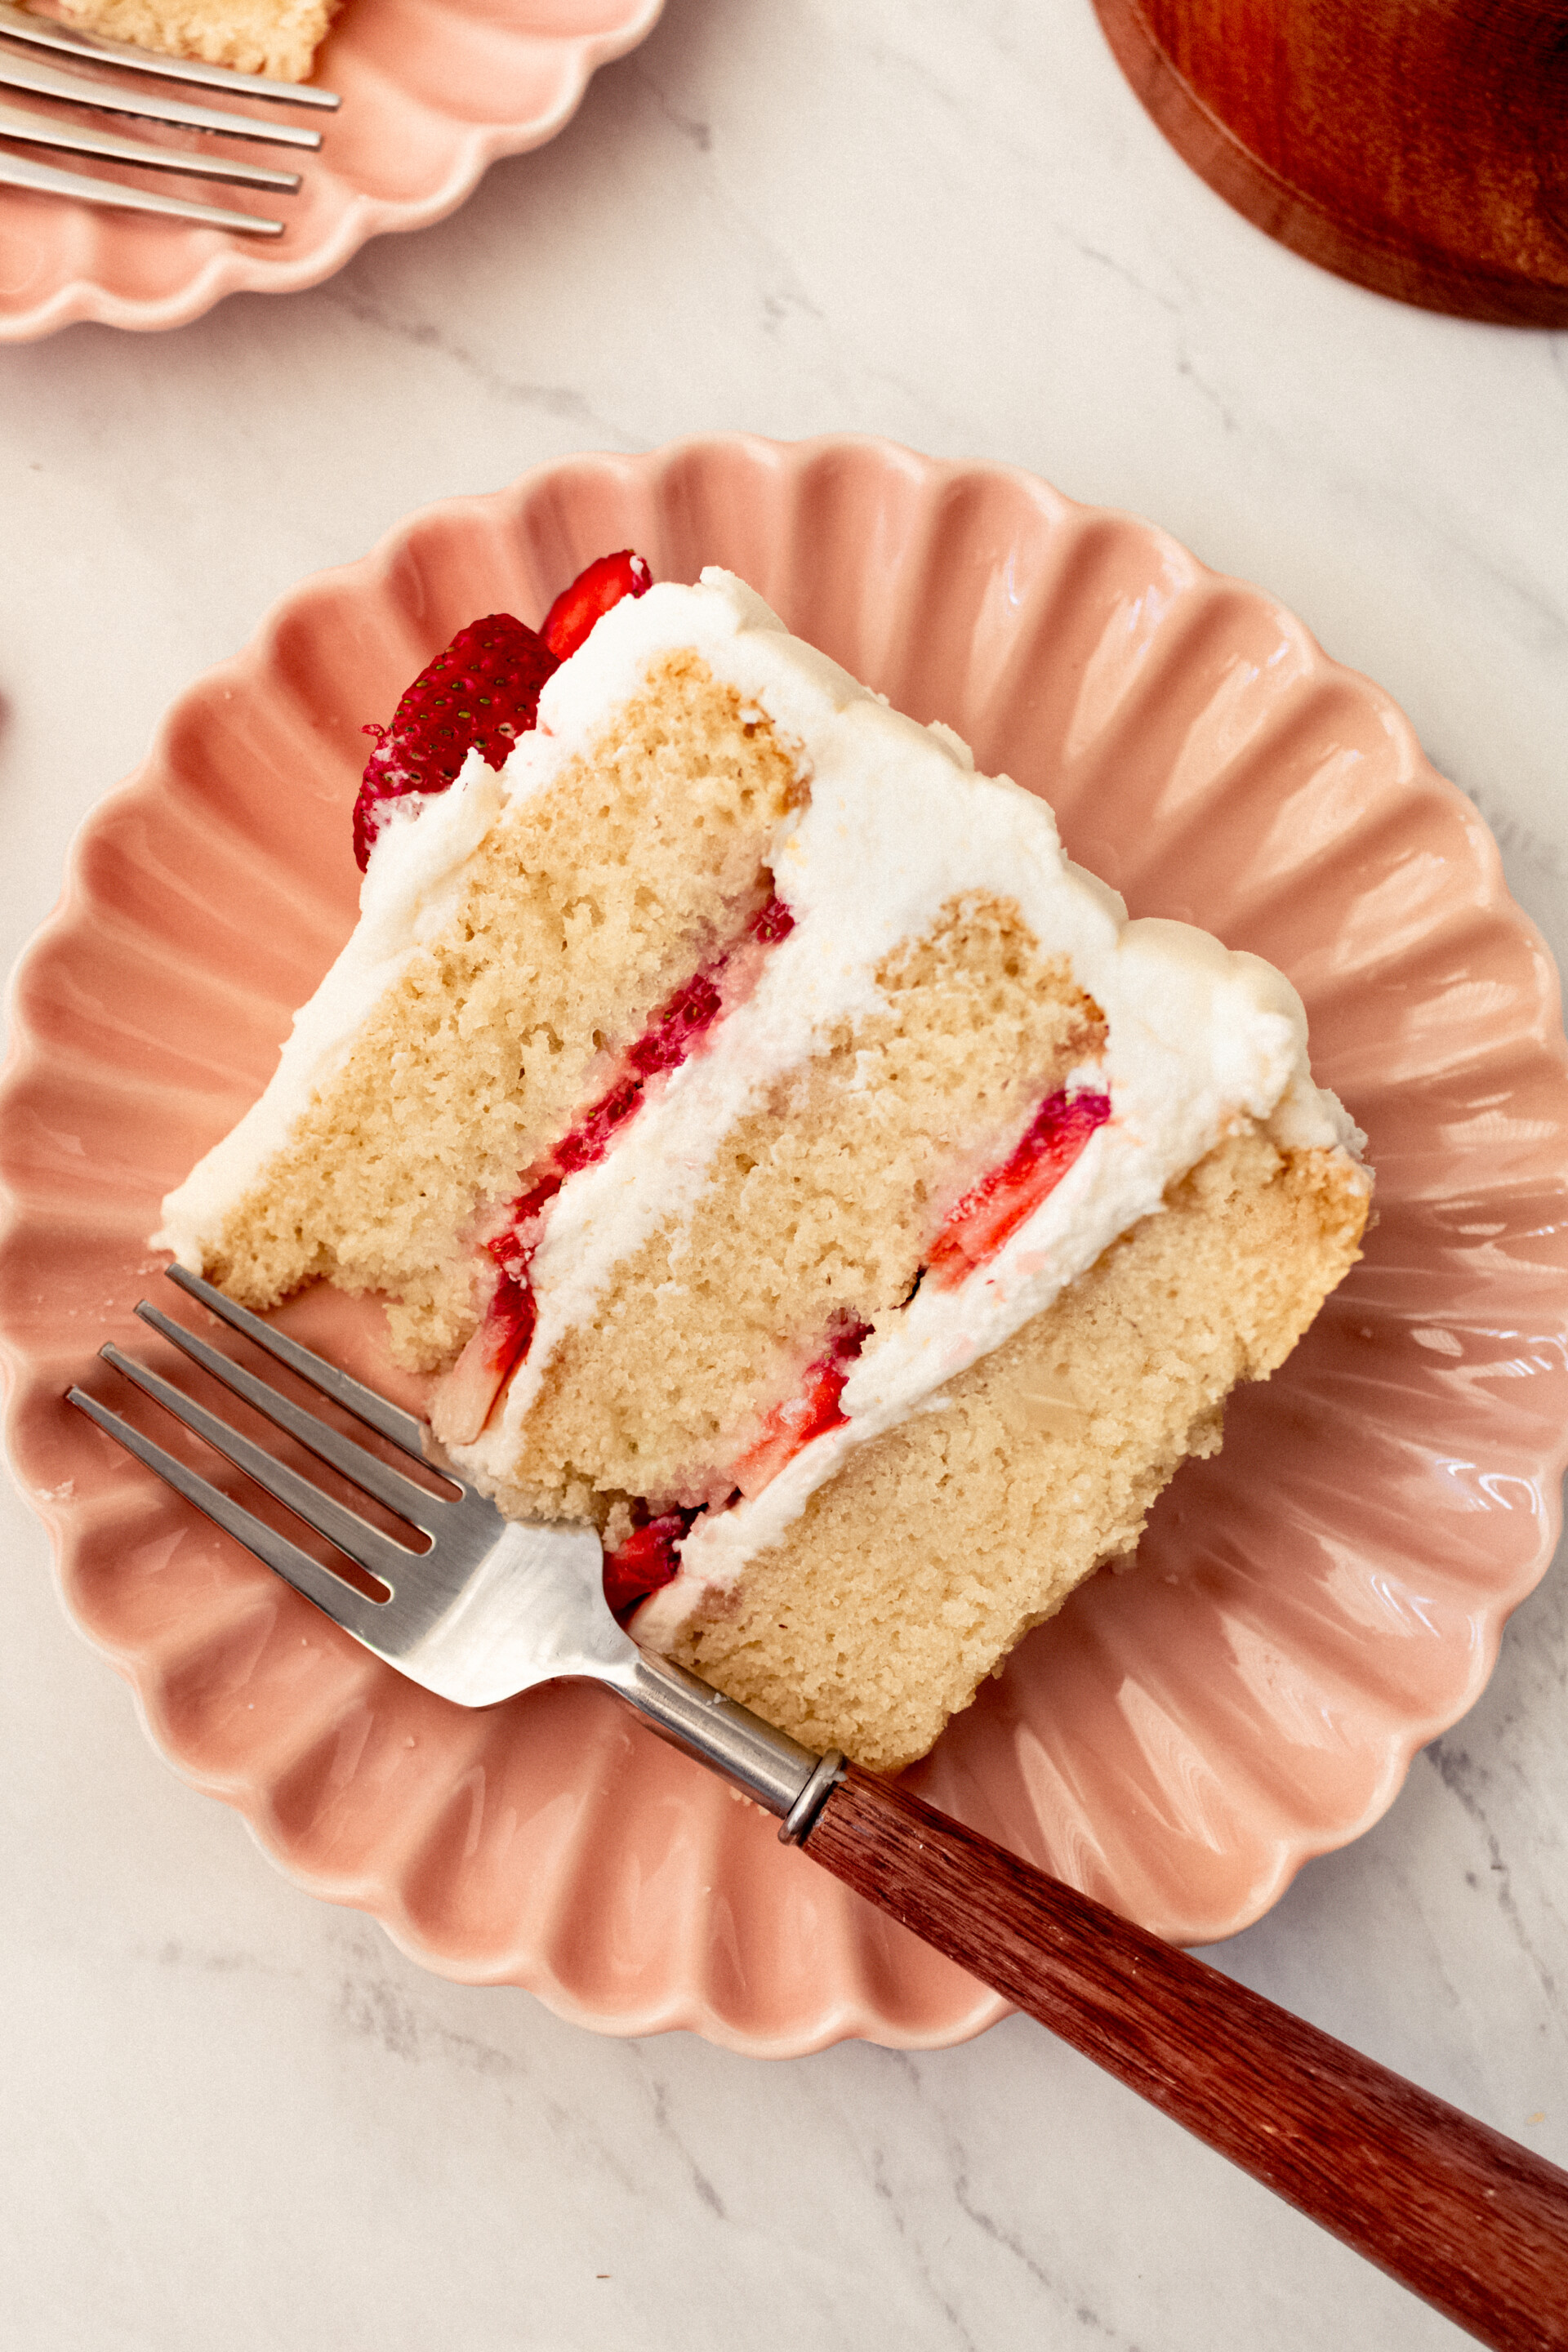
(157, 555, 1370, 1772)
(53, 0, 340, 81)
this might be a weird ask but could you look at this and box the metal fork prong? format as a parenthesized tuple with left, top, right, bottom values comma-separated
(0, 47, 323, 147)
(0, 140, 283, 229)
(97, 1339, 416, 1588)
(65, 1384, 392, 1646)
(133, 1298, 448, 1533)
(163, 1265, 432, 1462)
(0, 2, 340, 109)
(0, 93, 302, 189)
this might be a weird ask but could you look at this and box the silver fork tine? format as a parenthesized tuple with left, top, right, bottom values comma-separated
(0, 93, 301, 189)
(0, 46, 323, 146)
(0, 140, 282, 229)
(163, 1265, 431, 1460)
(96, 1339, 416, 1587)
(133, 1297, 448, 1530)
(67, 1312, 828, 1784)
(0, 1, 340, 109)
(65, 1382, 392, 1643)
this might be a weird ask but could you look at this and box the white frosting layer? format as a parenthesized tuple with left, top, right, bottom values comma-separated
(155, 756, 508, 1264)
(155, 568, 1365, 1639)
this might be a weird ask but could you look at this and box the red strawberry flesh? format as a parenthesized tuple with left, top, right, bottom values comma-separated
(927, 1088, 1111, 1288)
(352, 550, 654, 873)
(732, 1319, 872, 1500)
(602, 1509, 696, 1623)
(542, 550, 653, 662)
(433, 889, 795, 1444)
(354, 613, 557, 871)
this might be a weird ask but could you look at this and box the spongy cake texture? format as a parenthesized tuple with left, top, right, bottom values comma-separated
(483, 896, 1105, 1520)
(667, 1125, 1365, 1770)
(58, 0, 339, 79)
(202, 656, 801, 1367)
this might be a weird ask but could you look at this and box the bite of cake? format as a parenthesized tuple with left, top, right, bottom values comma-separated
(53, 0, 340, 82)
(156, 555, 1370, 1772)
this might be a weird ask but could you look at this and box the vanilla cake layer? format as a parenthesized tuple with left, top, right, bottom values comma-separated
(172, 656, 801, 1367)
(472, 895, 1106, 1520)
(160, 568, 1370, 1771)
(57, 0, 338, 80)
(657, 1125, 1364, 1771)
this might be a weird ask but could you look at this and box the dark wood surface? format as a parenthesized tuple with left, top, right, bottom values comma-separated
(1091, 0, 1568, 325)
(805, 1763, 1568, 2350)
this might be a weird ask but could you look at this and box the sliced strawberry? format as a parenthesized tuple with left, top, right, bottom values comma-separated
(541, 550, 653, 661)
(626, 969, 725, 1080)
(750, 891, 795, 946)
(732, 1321, 871, 1499)
(603, 1510, 693, 1622)
(927, 1089, 1111, 1289)
(353, 554, 654, 871)
(436, 1263, 540, 1446)
(354, 612, 558, 871)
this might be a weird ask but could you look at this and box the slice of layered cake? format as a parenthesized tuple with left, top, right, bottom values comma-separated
(158, 558, 1370, 1771)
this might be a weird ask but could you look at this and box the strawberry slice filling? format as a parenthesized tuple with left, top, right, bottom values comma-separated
(730, 1320, 872, 1502)
(926, 1087, 1111, 1288)
(600, 1319, 872, 1622)
(605, 1085, 1115, 1614)
(352, 550, 652, 871)
(602, 1508, 697, 1624)
(470, 1082, 1115, 1624)
(435, 892, 796, 1445)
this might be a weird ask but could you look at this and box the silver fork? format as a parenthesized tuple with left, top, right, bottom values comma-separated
(66, 1265, 1568, 2350)
(0, 2, 338, 238)
(69, 1263, 839, 1828)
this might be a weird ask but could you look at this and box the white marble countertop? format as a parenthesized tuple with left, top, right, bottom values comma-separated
(3, 4, 1566, 2346)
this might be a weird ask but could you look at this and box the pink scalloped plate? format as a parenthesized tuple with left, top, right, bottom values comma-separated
(6, 435, 1568, 2056)
(0, 0, 662, 341)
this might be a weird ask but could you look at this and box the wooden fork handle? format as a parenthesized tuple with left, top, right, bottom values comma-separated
(803, 1764, 1568, 2351)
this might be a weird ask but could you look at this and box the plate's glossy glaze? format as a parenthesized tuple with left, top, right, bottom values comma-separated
(0, 0, 662, 341)
(4, 435, 1566, 2053)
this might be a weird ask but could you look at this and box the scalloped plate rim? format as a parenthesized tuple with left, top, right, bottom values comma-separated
(0, 0, 665, 342)
(4, 431, 1566, 2056)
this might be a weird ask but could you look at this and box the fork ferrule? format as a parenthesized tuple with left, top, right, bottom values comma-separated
(608, 1649, 838, 1823)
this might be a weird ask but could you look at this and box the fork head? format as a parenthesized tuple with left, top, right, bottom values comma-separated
(66, 1266, 630, 1708)
(66, 1265, 839, 1829)
(0, 0, 340, 235)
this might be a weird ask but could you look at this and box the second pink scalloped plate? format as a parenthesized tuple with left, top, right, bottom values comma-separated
(0, 0, 662, 340)
(6, 435, 1568, 2054)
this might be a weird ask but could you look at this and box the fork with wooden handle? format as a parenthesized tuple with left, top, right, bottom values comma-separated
(68, 1264, 1568, 2352)
(0, 1, 337, 236)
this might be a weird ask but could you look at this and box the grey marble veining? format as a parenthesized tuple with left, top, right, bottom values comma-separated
(2, 2, 1566, 2345)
